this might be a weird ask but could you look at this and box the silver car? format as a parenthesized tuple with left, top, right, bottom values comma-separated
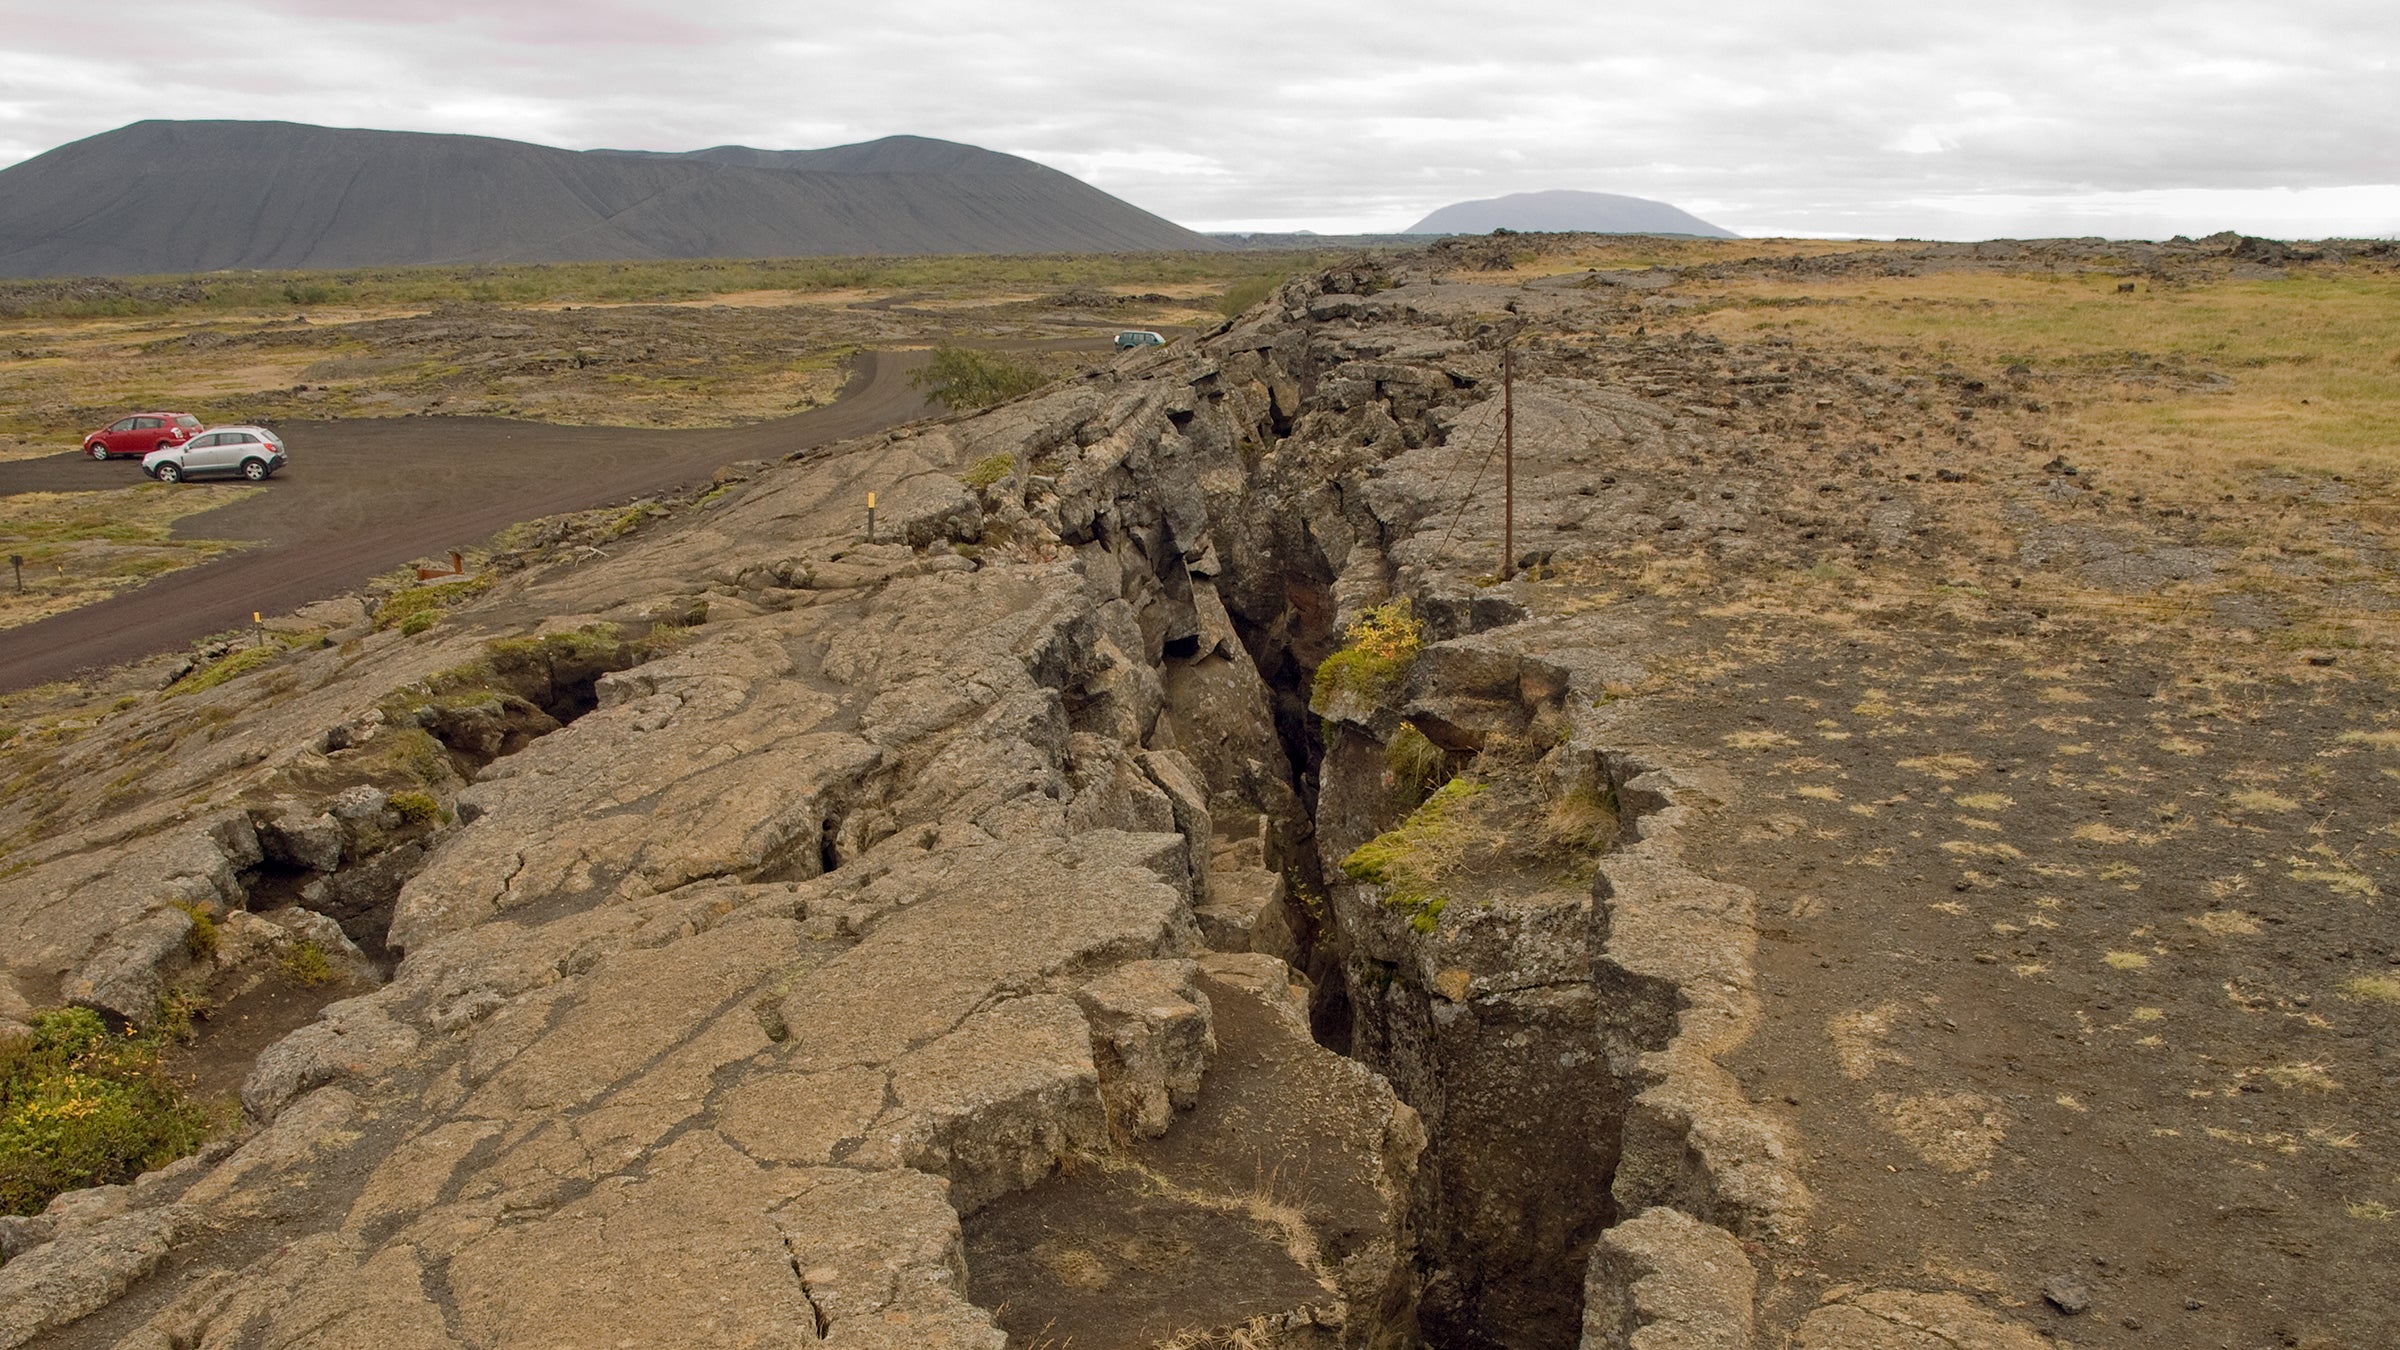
(143, 426, 287, 483)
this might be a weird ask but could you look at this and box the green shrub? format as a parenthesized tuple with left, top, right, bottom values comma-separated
(277, 941, 336, 988)
(909, 347, 1050, 410)
(0, 1009, 214, 1216)
(1311, 600, 1425, 714)
(398, 612, 436, 637)
(388, 790, 441, 826)
(169, 903, 217, 961)
(1340, 779, 1487, 934)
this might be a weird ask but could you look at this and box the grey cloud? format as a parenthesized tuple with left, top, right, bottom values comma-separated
(0, 0, 2391, 238)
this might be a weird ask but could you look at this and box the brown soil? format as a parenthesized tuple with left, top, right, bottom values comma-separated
(162, 968, 375, 1106)
(968, 1169, 1331, 1348)
(966, 969, 1396, 1348)
(1645, 616, 2400, 1346)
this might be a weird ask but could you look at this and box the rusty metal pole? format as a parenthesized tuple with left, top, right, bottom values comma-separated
(1502, 347, 1515, 579)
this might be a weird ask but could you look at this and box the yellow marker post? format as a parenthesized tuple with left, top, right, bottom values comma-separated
(253, 611, 264, 647)
(866, 491, 877, 544)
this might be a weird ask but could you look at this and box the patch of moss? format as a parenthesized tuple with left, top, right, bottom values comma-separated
(351, 725, 453, 787)
(1310, 600, 1424, 715)
(169, 902, 217, 961)
(375, 624, 681, 769)
(163, 644, 275, 699)
(1340, 779, 1488, 934)
(398, 612, 436, 637)
(962, 453, 1016, 490)
(371, 573, 495, 631)
(0, 1008, 216, 1217)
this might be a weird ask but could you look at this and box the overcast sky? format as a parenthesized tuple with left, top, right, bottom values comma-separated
(2, 0, 2394, 239)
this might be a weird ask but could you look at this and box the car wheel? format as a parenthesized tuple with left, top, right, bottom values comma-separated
(240, 458, 269, 482)
(154, 462, 181, 483)
(88, 443, 110, 460)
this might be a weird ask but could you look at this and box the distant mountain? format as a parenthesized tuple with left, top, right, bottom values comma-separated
(0, 122, 1218, 278)
(1405, 190, 1737, 238)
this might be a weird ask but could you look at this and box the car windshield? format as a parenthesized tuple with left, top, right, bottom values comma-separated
(173, 415, 200, 429)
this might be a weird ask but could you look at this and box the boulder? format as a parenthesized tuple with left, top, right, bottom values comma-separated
(66, 908, 194, 1024)
(1075, 959, 1215, 1138)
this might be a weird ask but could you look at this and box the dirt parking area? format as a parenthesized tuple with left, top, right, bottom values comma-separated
(0, 350, 942, 691)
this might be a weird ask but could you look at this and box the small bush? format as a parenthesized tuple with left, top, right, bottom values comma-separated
(909, 347, 1050, 410)
(388, 790, 441, 826)
(169, 902, 218, 961)
(278, 940, 337, 988)
(1311, 600, 1425, 714)
(399, 612, 436, 637)
(0, 1009, 214, 1216)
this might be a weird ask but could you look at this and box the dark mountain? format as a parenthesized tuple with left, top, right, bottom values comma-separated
(1405, 190, 1737, 238)
(0, 121, 1217, 277)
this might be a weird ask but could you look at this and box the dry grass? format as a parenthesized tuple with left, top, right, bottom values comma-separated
(2339, 974, 2400, 1005)
(0, 484, 261, 629)
(1684, 265, 2400, 495)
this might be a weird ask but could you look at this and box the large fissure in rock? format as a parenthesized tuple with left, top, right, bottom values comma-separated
(1143, 298, 1653, 1347)
(1215, 572, 1630, 1350)
(941, 288, 1670, 1347)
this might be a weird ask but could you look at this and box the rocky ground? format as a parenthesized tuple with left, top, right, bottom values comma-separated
(2, 234, 2395, 1349)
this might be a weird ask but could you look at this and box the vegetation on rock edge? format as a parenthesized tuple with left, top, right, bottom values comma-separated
(0, 1008, 214, 1218)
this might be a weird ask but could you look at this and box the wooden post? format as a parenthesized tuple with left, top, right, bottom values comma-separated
(8, 554, 19, 593)
(866, 492, 877, 544)
(1502, 347, 1516, 579)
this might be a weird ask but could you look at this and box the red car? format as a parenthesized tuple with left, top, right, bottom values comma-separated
(83, 413, 201, 460)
